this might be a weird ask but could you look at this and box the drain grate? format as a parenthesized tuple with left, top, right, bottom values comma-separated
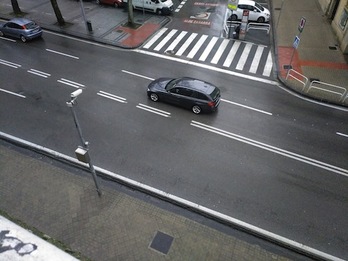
(310, 78, 320, 82)
(283, 65, 292, 69)
(329, 46, 338, 50)
(149, 231, 174, 255)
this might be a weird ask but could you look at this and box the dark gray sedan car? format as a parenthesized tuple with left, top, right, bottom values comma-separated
(147, 77, 221, 114)
(0, 18, 42, 42)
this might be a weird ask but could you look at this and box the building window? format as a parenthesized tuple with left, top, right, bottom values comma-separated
(339, 7, 348, 29)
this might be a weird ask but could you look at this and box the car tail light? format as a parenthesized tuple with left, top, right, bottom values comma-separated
(207, 101, 215, 107)
(21, 25, 26, 29)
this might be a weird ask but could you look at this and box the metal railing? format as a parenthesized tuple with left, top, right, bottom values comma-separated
(307, 81, 348, 102)
(247, 22, 270, 34)
(285, 69, 308, 92)
(285, 69, 348, 104)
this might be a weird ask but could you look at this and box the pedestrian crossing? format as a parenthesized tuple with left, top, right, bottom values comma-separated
(141, 28, 273, 78)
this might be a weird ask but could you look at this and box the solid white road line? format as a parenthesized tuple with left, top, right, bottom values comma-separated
(97, 91, 127, 103)
(136, 103, 171, 117)
(0, 131, 344, 261)
(121, 70, 154, 80)
(0, 59, 21, 68)
(336, 132, 348, 138)
(190, 121, 348, 177)
(0, 88, 26, 98)
(221, 99, 272, 115)
(46, 48, 79, 59)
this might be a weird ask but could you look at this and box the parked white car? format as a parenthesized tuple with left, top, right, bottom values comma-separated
(228, 0, 270, 23)
(123, 0, 174, 15)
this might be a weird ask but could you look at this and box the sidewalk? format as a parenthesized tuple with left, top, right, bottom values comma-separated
(0, 139, 306, 261)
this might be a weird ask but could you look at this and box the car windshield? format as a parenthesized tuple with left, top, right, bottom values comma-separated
(210, 87, 220, 100)
(165, 78, 181, 90)
(255, 2, 264, 11)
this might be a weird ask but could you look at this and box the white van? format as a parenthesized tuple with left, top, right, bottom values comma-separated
(123, 0, 174, 15)
(228, 0, 270, 23)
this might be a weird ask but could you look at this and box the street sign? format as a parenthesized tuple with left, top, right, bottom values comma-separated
(298, 17, 306, 32)
(228, 0, 239, 10)
(293, 36, 300, 49)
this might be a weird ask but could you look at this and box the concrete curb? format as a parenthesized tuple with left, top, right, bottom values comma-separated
(0, 131, 344, 261)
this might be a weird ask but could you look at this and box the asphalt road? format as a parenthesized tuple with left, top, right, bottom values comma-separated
(0, 32, 348, 259)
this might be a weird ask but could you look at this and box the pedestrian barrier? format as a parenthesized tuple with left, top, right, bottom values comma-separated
(247, 22, 270, 34)
(286, 69, 348, 105)
(307, 81, 348, 103)
(285, 69, 308, 92)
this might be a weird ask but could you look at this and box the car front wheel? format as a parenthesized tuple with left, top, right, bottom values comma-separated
(20, 35, 27, 43)
(257, 17, 265, 23)
(192, 105, 202, 114)
(150, 93, 159, 102)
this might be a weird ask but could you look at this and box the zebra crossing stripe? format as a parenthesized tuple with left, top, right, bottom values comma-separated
(165, 31, 187, 53)
(154, 29, 178, 51)
(223, 41, 241, 67)
(199, 37, 218, 61)
(211, 39, 230, 64)
(249, 45, 264, 73)
(262, 51, 273, 77)
(143, 28, 168, 49)
(187, 35, 208, 59)
(236, 43, 252, 71)
(176, 33, 198, 56)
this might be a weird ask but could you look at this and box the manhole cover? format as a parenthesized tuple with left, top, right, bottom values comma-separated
(149, 231, 174, 255)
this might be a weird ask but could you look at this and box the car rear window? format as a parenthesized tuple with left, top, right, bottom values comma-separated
(25, 22, 37, 29)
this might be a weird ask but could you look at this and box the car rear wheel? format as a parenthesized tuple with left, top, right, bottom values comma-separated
(192, 105, 202, 114)
(150, 93, 159, 102)
(96, 0, 101, 4)
(114, 2, 119, 8)
(20, 35, 27, 43)
(0, 31, 4, 37)
(230, 14, 238, 21)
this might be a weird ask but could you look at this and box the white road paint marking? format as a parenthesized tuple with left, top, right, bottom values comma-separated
(199, 36, 218, 61)
(57, 78, 85, 89)
(236, 43, 252, 70)
(0, 59, 21, 68)
(336, 132, 348, 138)
(191, 120, 348, 177)
(221, 99, 272, 115)
(136, 103, 171, 117)
(0, 88, 26, 98)
(187, 35, 208, 59)
(97, 91, 127, 103)
(262, 51, 273, 77)
(0, 130, 344, 261)
(27, 69, 51, 78)
(175, 33, 197, 56)
(134, 49, 279, 86)
(211, 39, 229, 64)
(223, 41, 241, 67)
(165, 31, 187, 53)
(121, 70, 154, 81)
(0, 36, 16, 42)
(143, 27, 168, 49)
(249, 45, 264, 73)
(154, 29, 178, 51)
(46, 48, 79, 59)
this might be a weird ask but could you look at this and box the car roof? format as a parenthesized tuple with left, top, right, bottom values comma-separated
(238, 0, 256, 5)
(177, 77, 216, 94)
(9, 18, 33, 25)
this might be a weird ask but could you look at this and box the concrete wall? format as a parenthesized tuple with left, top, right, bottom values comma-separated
(331, 0, 348, 53)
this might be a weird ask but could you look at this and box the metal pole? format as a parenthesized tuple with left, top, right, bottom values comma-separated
(79, 0, 89, 32)
(67, 98, 102, 196)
